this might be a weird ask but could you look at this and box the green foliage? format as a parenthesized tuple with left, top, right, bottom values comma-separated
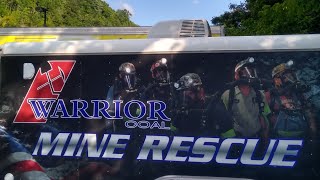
(212, 0, 320, 36)
(0, 0, 137, 27)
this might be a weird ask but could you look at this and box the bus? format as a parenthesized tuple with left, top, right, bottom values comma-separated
(0, 20, 319, 180)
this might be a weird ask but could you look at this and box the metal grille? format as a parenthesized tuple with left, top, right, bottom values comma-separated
(180, 20, 206, 37)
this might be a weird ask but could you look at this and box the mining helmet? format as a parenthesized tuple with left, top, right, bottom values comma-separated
(174, 73, 202, 91)
(150, 58, 170, 85)
(119, 62, 136, 75)
(118, 62, 137, 90)
(272, 60, 294, 78)
(175, 73, 205, 107)
(235, 57, 258, 79)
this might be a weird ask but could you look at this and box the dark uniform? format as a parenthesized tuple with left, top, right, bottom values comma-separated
(173, 73, 234, 137)
(106, 62, 143, 132)
(106, 62, 143, 178)
(171, 73, 234, 177)
(137, 58, 176, 179)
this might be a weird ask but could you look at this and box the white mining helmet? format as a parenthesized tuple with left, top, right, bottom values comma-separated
(147, 19, 212, 38)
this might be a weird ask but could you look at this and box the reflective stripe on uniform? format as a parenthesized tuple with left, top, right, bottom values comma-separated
(278, 130, 305, 137)
(221, 129, 236, 138)
(170, 124, 177, 132)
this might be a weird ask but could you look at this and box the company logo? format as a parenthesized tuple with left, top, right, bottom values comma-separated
(13, 60, 170, 128)
(14, 60, 76, 123)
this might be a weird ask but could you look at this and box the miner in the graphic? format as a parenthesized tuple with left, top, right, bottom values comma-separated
(106, 62, 143, 132)
(221, 57, 271, 138)
(105, 62, 145, 178)
(264, 60, 318, 180)
(265, 60, 317, 139)
(141, 58, 176, 132)
(171, 73, 235, 177)
(134, 58, 177, 179)
(142, 58, 172, 101)
(173, 73, 234, 137)
(107, 62, 140, 103)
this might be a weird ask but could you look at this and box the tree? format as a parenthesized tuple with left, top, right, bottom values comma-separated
(212, 0, 320, 36)
(0, 0, 137, 27)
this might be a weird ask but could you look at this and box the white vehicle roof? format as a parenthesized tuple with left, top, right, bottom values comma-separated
(2, 34, 320, 56)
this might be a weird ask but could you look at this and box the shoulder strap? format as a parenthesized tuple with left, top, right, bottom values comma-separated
(254, 88, 264, 113)
(269, 89, 276, 111)
(293, 92, 306, 107)
(227, 87, 235, 113)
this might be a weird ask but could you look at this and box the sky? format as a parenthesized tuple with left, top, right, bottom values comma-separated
(106, 0, 242, 26)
